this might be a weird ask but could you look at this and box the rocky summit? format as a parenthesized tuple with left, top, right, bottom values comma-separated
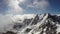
(1, 14, 60, 34)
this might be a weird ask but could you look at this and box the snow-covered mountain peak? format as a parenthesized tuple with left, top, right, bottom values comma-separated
(1, 14, 60, 34)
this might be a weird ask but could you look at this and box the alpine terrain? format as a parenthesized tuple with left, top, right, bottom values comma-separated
(2, 14, 60, 34)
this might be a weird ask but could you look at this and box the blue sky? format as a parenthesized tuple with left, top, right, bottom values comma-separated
(48, 0, 60, 14)
(0, 0, 60, 15)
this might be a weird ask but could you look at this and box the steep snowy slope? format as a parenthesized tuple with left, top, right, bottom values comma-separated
(2, 14, 60, 34)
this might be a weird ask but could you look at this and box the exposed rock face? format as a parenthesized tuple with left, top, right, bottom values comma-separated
(31, 14, 39, 25)
(2, 31, 17, 34)
(1, 14, 60, 34)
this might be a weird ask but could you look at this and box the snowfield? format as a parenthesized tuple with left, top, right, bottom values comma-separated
(0, 14, 60, 34)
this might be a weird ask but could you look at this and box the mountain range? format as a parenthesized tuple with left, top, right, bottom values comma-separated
(2, 13, 60, 34)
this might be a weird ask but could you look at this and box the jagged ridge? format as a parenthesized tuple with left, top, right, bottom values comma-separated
(2, 14, 60, 34)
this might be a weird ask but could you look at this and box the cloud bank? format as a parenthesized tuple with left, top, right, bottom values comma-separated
(0, 14, 35, 32)
(0, 15, 13, 32)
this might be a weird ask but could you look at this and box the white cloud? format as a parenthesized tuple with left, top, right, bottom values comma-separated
(0, 14, 35, 32)
(19, 0, 50, 11)
(0, 0, 50, 14)
(19, 0, 25, 3)
(0, 15, 13, 32)
(12, 14, 35, 23)
(33, 0, 50, 10)
(29, 0, 50, 10)
(7, 0, 24, 14)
